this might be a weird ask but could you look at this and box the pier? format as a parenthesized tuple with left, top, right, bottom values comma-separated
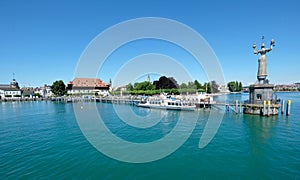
(213, 99, 290, 116)
(1, 94, 291, 116)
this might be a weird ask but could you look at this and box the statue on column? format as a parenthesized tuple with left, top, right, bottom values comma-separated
(253, 36, 275, 84)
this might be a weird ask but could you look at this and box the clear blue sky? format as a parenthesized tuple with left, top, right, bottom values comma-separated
(0, 0, 299, 87)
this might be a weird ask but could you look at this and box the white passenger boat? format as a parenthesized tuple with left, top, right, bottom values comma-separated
(137, 97, 196, 111)
(137, 93, 214, 111)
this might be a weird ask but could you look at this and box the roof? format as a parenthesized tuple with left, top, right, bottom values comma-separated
(0, 84, 10, 88)
(68, 78, 109, 88)
(0, 87, 21, 91)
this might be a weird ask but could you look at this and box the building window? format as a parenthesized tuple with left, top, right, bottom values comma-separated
(257, 94, 262, 100)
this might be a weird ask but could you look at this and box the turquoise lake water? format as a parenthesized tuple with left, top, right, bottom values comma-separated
(0, 92, 300, 179)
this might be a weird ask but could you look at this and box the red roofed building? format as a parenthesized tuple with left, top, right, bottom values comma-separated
(67, 78, 110, 96)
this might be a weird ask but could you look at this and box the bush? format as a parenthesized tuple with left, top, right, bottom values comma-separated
(34, 93, 42, 98)
(179, 88, 197, 94)
(170, 88, 180, 95)
(197, 89, 206, 92)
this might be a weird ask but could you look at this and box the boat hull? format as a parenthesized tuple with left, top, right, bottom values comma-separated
(137, 103, 195, 111)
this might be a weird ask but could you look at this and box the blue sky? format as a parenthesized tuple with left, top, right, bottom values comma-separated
(0, 0, 299, 87)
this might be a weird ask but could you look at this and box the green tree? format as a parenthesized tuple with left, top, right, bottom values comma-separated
(207, 83, 212, 93)
(153, 76, 179, 89)
(227, 81, 242, 92)
(126, 83, 134, 91)
(238, 82, 243, 91)
(187, 81, 196, 89)
(204, 82, 212, 93)
(51, 80, 66, 96)
(227, 81, 236, 92)
(180, 83, 188, 89)
(134, 81, 155, 91)
(194, 80, 202, 89)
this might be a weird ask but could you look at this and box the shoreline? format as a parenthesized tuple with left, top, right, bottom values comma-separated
(275, 91, 300, 93)
(1, 91, 299, 103)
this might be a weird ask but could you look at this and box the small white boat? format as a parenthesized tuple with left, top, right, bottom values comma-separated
(137, 94, 196, 111)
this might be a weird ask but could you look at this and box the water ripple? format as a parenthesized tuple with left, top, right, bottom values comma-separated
(0, 93, 300, 178)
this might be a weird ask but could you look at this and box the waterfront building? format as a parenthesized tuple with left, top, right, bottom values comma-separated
(21, 87, 35, 98)
(0, 78, 22, 99)
(34, 85, 53, 98)
(67, 78, 110, 96)
(218, 85, 230, 93)
(274, 83, 300, 91)
(294, 83, 300, 88)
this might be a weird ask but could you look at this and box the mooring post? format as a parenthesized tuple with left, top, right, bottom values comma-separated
(286, 100, 291, 116)
(263, 100, 266, 116)
(240, 102, 242, 113)
(235, 100, 238, 114)
(267, 100, 271, 116)
(281, 99, 285, 114)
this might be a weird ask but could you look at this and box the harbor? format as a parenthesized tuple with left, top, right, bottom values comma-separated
(1, 91, 292, 116)
(0, 92, 299, 178)
(1, 0, 300, 178)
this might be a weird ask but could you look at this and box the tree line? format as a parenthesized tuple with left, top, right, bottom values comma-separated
(113, 76, 225, 96)
(50, 77, 244, 97)
(227, 81, 243, 92)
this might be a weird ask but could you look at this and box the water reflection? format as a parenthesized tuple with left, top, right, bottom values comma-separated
(244, 115, 279, 141)
(243, 115, 279, 174)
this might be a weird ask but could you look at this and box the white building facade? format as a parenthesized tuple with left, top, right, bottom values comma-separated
(34, 85, 53, 98)
(67, 78, 110, 96)
(0, 79, 22, 100)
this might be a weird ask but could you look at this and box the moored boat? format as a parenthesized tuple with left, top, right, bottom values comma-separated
(138, 97, 195, 111)
(137, 93, 214, 111)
